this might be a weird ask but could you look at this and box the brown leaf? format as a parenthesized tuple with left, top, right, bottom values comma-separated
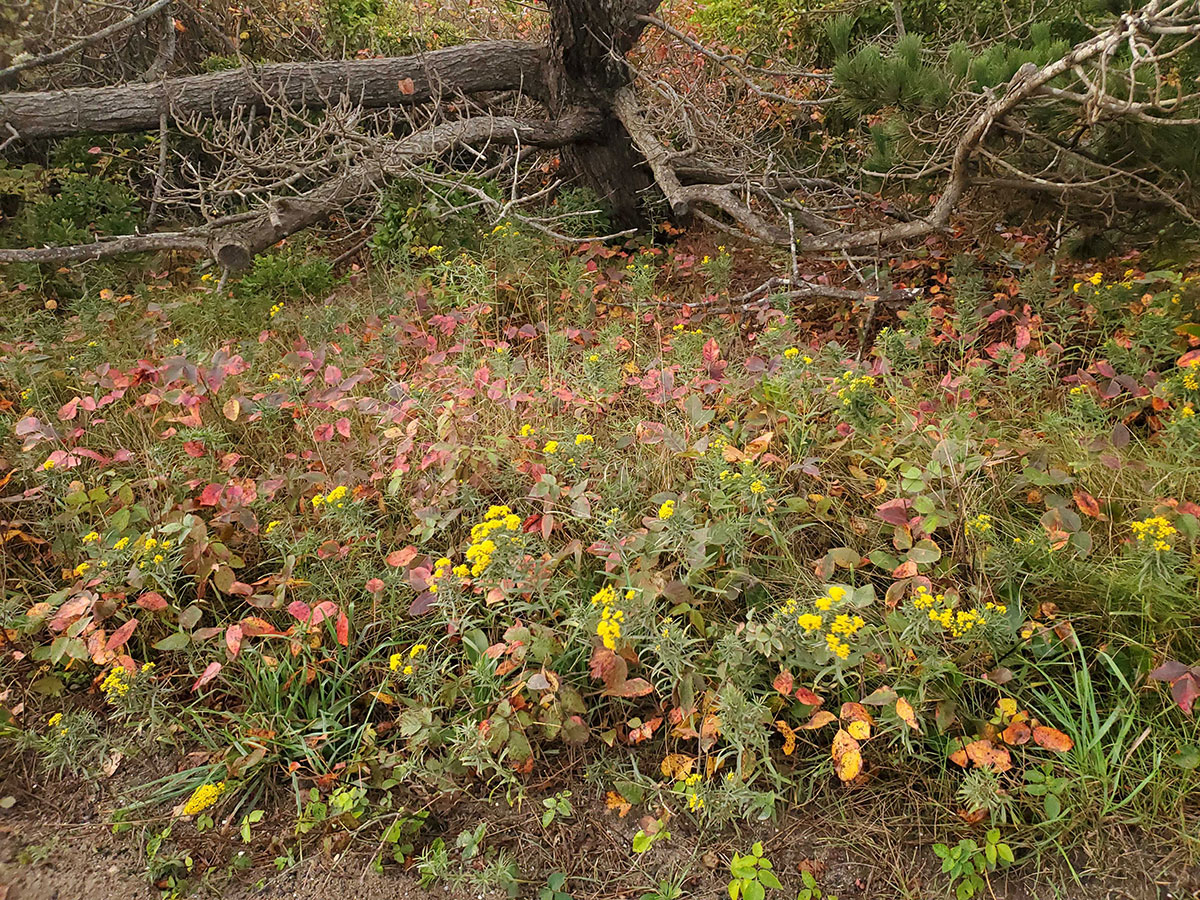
(1031, 725, 1074, 753)
(222, 397, 240, 421)
(1000, 720, 1032, 745)
(840, 701, 875, 725)
(397, 77, 416, 95)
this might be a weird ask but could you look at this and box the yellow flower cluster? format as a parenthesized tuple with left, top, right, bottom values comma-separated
(914, 586, 999, 638)
(182, 781, 226, 816)
(574, 434, 594, 446)
(520, 423, 535, 437)
(592, 585, 627, 650)
(1183, 358, 1200, 391)
(312, 485, 349, 509)
(543, 440, 560, 455)
(835, 372, 876, 407)
(464, 505, 523, 578)
(1130, 515, 1177, 552)
(389, 643, 427, 676)
(427, 557, 452, 594)
(928, 607, 985, 638)
(965, 513, 993, 534)
(47, 712, 68, 736)
(796, 613, 823, 633)
(657, 500, 676, 520)
(100, 666, 132, 703)
(781, 587, 858, 658)
(750, 479, 766, 495)
(83, 531, 100, 543)
(784, 347, 800, 359)
(829, 613, 866, 637)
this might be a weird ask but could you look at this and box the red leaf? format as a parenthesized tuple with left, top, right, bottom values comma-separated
(104, 617, 138, 652)
(773, 669, 794, 696)
(385, 546, 418, 568)
(192, 661, 222, 692)
(335, 417, 351, 439)
(366, 577, 385, 593)
(397, 77, 415, 94)
(224, 624, 244, 657)
(1171, 674, 1200, 716)
(795, 686, 824, 707)
(136, 591, 168, 611)
(1150, 660, 1190, 682)
(198, 483, 224, 506)
(335, 610, 349, 646)
(875, 498, 912, 525)
(287, 600, 311, 622)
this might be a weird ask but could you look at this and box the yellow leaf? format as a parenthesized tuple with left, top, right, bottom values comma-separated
(660, 752, 695, 780)
(896, 697, 919, 731)
(774, 720, 796, 756)
(831, 728, 862, 782)
(846, 719, 871, 741)
(997, 698, 1018, 718)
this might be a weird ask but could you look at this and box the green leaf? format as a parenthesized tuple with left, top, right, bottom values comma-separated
(759, 871, 783, 890)
(743, 879, 765, 900)
(996, 844, 1014, 864)
(153, 631, 191, 651)
(1044, 794, 1061, 819)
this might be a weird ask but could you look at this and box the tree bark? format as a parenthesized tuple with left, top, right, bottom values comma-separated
(543, 0, 662, 227)
(0, 40, 547, 139)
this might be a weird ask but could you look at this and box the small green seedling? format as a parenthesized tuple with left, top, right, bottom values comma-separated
(932, 829, 1014, 900)
(728, 842, 782, 900)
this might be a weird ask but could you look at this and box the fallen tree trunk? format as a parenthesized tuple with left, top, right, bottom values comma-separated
(0, 40, 547, 140)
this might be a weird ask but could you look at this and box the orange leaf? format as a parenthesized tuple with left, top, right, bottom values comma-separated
(964, 739, 1012, 772)
(605, 791, 631, 817)
(1000, 720, 1032, 745)
(895, 697, 919, 731)
(1032, 725, 1074, 753)
(800, 710, 838, 729)
(773, 669, 794, 696)
(1073, 488, 1105, 519)
(397, 77, 416, 95)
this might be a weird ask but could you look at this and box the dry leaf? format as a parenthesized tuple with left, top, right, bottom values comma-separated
(1000, 720, 1031, 745)
(832, 728, 862, 782)
(222, 397, 240, 421)
(660, 752, 695, 780)
(774, 720, 797, 756)
(895, 696, 919, 731)
(1032, 725, 1074, 752)
(964, 739, 1013, 772)
(605, 791, 631, 817)
(800, 710, 838, 729)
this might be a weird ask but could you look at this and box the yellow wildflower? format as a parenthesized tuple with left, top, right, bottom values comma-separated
(182, 781, 227, 816)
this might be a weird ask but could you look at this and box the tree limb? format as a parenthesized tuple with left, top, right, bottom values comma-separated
(0, 40, 548, 139)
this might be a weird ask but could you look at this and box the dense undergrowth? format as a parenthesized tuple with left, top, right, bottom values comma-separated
(2, 223, 1200, 898)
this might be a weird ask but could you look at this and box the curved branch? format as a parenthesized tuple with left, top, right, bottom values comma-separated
(0, 0, 173, 82)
